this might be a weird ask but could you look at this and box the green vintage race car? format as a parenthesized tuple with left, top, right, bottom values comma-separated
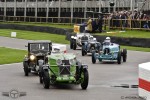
(39, 53, 89, 90)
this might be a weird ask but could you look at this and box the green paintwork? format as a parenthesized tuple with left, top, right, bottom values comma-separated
(47, 53, 77, 83)
(49, 53, 76, 60)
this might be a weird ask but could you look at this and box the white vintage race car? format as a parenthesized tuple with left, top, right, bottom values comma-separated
(70, 33, 93, 50)
(52, 43, 67, 53)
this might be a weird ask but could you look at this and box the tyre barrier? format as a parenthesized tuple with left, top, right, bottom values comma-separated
(0, 24, 70, 35)
(139, 62, 150, 100)
(0, 23, 149, 48)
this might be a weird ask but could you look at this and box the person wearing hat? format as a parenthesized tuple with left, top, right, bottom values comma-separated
(86, 17, 92, 33)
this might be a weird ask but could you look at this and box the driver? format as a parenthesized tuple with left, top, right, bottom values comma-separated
(103, 37, 111, 45)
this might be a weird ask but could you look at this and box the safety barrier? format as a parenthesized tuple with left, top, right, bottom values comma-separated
(139, 62, 150, 100)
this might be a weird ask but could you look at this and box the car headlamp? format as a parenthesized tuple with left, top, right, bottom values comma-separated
(69, 59, 75, 65)
(30, 55, 35, 60)
(56, 59, 62, 65)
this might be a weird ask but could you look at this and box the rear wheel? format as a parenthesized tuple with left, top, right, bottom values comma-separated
(117, 51, 121, 64)
(92, 51, 96, 64)
(43, 70, 50, 89)
(122, 49, 127, 62)
(24, 62, 29, 76)
(81, 69, 89, 90)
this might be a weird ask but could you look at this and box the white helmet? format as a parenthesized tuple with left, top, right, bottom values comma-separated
(105, 37, 111, 42)
(106, 37, 110, 40)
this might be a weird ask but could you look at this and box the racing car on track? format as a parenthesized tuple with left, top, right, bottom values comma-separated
(82, 37, 101, 56)
(70, 33, 93, 50)
(23, 40, 67, 76)
(39, 50, 89, 90)
(23, 40, 52, 76)
(91, 37, 127, 64)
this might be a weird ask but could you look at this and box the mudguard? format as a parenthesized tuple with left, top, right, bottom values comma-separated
(23, 57, 29, 62)
(81, 64, 88, 69)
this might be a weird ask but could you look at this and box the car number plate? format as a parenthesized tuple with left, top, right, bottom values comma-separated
(63, 75, 68, 80)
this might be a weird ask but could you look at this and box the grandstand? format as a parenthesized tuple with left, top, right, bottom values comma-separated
(0, 0, 149, 20)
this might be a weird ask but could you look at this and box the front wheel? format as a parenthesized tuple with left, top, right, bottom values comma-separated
(82, 45, 86, 56)
(92, 51, 96, 64)
(117, 51, 121, 64)
(122, 49, 127, 62)
(43, 70, 50, 89)
(23, 62, 29, 76)
(39, 76, 43, 84)
(70, 39, 73, 49)
(73, 40, 77, 50)
(81, 69, 89, 90)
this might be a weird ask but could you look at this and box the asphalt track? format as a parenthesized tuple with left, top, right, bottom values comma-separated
(0, 36, 150, 100)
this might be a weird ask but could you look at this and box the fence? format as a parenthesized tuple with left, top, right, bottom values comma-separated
(0, 15, 87, 24)
(109, 19, 150, 30)
(0, 15, 149, 30)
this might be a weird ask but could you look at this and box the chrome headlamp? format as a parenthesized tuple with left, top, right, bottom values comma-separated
(30, 55, 35, 61)
(69, 59, 75, 65)
(56, 59, 62, 65)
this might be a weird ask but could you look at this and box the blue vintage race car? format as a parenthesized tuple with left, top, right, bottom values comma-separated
(91, 42, 127, 64)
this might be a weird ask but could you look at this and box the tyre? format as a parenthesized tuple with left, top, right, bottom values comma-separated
(92, 51, 96, 64)
(122, 49, 127, 62)
(70, 39, 73, 49)
(24, 62, 29, 76)
(81, 69, 89, 90)
(82, 45, 85, 56)
(73, 40, 77, 50)
(40, 76, 43, 84)
(117, 51, 121, 64)
(43, 70, 50, 89)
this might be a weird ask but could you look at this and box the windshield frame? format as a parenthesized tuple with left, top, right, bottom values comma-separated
(29, 43, 50, 53)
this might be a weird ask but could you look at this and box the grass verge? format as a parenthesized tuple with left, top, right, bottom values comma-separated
(121, 45, 150, 52)
(0, 29, 149, 52)
(96, 30, 150, 39)
(0, 29, 69, 44)
(0, 47, 26, 65)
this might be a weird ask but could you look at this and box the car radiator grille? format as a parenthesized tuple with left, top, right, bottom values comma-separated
(59, 60, 70, 75)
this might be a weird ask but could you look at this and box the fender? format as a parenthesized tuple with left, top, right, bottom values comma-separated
(23, 57, 29, 62)
(81, 64, 88, 69)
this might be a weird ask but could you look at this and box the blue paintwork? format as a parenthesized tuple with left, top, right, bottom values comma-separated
(96, 43, 120, 61)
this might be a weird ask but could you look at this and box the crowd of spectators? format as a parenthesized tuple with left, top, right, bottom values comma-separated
(108, 10, 150, 29)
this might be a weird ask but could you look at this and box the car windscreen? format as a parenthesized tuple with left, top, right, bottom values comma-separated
(30, 43, 49, 53)
(110, 47, 119, 52)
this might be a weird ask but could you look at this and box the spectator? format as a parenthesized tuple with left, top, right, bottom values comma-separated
(86, 17, 92, 33)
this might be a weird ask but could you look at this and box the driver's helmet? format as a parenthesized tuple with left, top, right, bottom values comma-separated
(104, 37, 111, 43)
